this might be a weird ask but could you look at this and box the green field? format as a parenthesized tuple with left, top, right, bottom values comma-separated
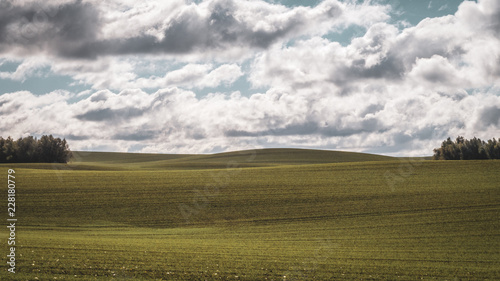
(1, 149, 499, 280)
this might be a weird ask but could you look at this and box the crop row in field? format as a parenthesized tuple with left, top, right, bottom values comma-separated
(1, 151, 499, 280)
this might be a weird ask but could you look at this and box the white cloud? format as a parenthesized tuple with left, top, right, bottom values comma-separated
(133, 64, 213, 89)
(199, 64, 243, 88)
(1, 0, 500, 156)
(0, 58, 48, 81)
(408, 55, 465, 89)
(131, 63, 243, 89)
(93, 0, 187, 41)
(1, 82, 498, 156)
(48, 61, 244, 90)
(0, 0, 389, 60)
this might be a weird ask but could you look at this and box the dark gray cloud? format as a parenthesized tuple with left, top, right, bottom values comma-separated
(0, 0, 339, 59)
(0, 1, 101, 57)
(226, 117, 384, 138)
(479, 105, 500, 128)
(321, 117, 384, 137)
(360, 103, 384, 117)
(0, 103, 21, 115)
(89, 92, 109, 102)
(112, 131, 157, 141)
(420, 68, 452, 84)
(75, 107, 145, 122)
(96, 1, 334, 57)
(0, 97, 21, 115)
(226, 121, 320, 137)
(65, 134, 91, 141)
(186, 129, 207, 140)
(334, 54, 404, 86)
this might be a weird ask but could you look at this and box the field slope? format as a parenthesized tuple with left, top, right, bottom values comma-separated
(1, 149, 499, 280)
(67, 148, 396, 170)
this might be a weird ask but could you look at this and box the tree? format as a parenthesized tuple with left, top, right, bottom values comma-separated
(0, 137, 6, 163)
(0, 135, 72, 163)
(16, 136, 38, 162)
(53, 137, 72, 163)
(485, 138, 499, 159)
(494, 139, 500, 159)
(433, 136, 500, 160)
(2, 137, 17, 162)
(36, 135, 72, 163)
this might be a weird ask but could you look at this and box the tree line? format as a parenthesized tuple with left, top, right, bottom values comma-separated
(433, 136, 500, 160)
(0, 135, 72, 163)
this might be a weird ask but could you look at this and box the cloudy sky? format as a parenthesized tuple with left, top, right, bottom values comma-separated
(0, 0, 499, 156)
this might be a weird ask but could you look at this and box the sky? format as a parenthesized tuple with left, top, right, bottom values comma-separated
(0, 0, 499, 156)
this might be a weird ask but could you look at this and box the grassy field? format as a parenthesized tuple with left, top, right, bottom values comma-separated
(1, 149, 499, 280)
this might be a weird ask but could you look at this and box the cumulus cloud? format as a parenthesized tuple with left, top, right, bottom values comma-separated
(0, 57, 47, 81)
(0, 0, 387, 60)
(1, 82, 499, 155)
(132, 63, 243, 89)
(252, 0, 500, 94)
(1, 0, 500, 156)
(36, 59, 244, 91)
(0, 1, 101, 57)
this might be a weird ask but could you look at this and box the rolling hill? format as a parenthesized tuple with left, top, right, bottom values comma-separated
(1, 149, 498, 280)
(68, 148, 396, 170)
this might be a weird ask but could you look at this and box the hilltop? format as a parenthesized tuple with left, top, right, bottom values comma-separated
(67, 148, 396, 170)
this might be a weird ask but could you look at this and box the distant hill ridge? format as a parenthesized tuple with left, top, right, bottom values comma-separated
(66, 148, 396, 170)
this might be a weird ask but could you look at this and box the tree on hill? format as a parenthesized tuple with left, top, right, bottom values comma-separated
(16, 136, 38, 162)
(2, 137, 17, 162)
(0, 135, 72, 163)
(433, 136, 500, 160)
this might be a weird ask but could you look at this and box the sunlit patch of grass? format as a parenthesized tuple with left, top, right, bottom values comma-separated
(1, 152, 499, 280)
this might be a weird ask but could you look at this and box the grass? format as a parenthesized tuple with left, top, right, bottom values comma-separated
(67, 148, 396, 170)
(1, 149, 499, 280)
